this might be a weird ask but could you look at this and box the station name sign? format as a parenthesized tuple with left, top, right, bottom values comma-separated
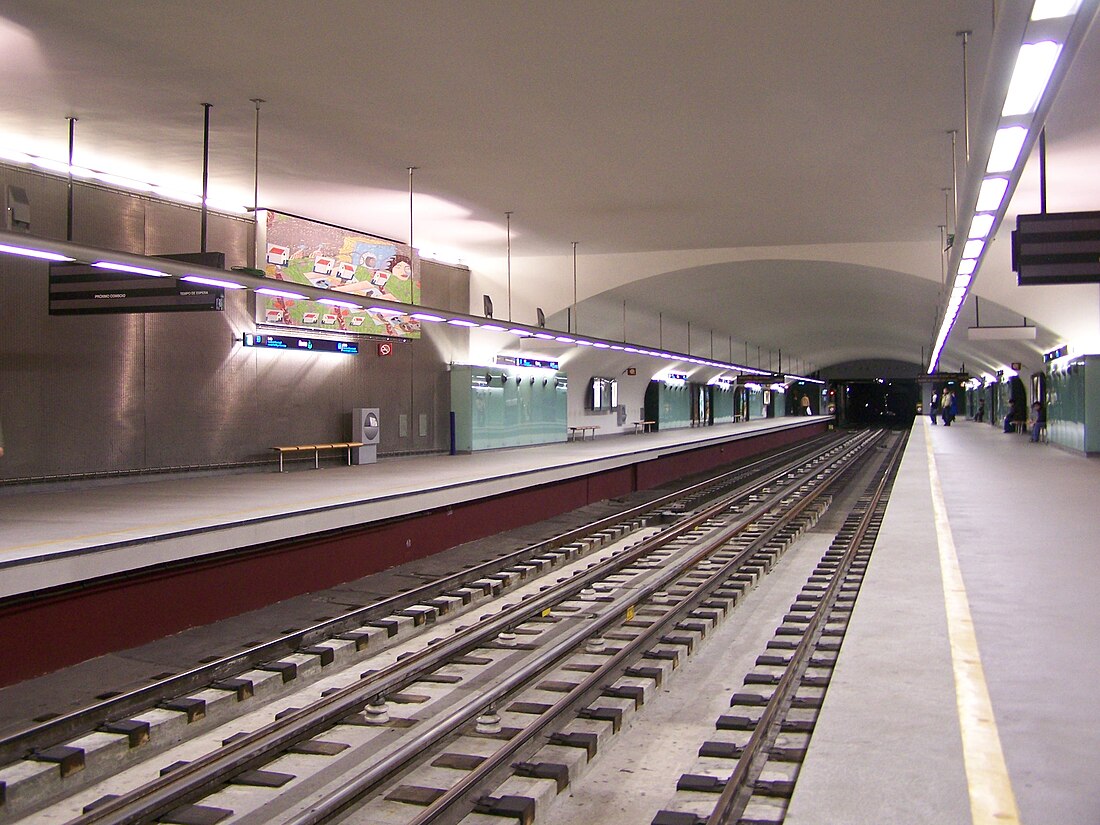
(496, 355, 559, 370)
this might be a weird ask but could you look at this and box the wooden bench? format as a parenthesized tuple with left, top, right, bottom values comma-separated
(271, 441, 365, 472)
(568, 425, 600, 441)
(632, 420, 656, 434)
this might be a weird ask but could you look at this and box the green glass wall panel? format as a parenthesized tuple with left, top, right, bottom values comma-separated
(713, 387, 736, 423)
(451, 365, 567, 451)
(747, 388, 764, 419)
(657, 382, 692, 429)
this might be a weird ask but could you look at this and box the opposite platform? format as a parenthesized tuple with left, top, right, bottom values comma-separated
(785, 417, 1100, 825)
(0, 416, 826, 600)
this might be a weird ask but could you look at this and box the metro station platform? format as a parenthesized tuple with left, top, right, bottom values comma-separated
(0, 415, 827, 684)
(785, 417, 1100, 825)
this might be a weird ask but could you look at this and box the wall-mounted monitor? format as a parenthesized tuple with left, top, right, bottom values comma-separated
(587, 377, 618, 411)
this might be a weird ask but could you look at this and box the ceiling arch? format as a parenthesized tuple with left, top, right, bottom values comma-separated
(552, 258, 1060, 375)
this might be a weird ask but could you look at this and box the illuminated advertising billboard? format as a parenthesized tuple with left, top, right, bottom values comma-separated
(256, 210, 421, 338)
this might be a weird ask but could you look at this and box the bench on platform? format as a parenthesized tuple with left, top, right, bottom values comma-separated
(568, 425, 600, 441)
(632, 420, 656, 434)
(272, 442, 364, 472)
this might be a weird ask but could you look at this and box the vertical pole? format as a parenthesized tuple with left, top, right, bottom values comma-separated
(406, 165, 418, 448)
(200, 103, 212, 253)
(66, 116, 77, 241)
(571, 241, 578, 334)
(505, 211, 513, 321)
(948, 129, 959, 232)
(943, 190, 952, 252)
(250, 98, 265, 213)
(939, 225, 947, 295)
(957, 30, 972, 163)
(407, 167, 417, 249)
(1038, 128, 1047, 213)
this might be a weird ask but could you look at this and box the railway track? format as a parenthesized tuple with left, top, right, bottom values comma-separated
(651, 428, 907, 824)
(0, 429, 890, 824)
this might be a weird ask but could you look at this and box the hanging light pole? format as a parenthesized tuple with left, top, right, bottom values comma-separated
(572, 242, 580, 336)
(505, 211, 513, 321)
(250, 98, 265, 213)
(956, 30, 972, 164)
(200, 103, 212, 253)
(65, 116, 77, 241)
(407, 166, 418, 250)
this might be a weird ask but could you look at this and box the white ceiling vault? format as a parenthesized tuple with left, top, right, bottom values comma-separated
(0, 1, 1096, 377)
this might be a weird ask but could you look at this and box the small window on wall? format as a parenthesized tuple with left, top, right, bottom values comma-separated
(587, 377, 618, 411)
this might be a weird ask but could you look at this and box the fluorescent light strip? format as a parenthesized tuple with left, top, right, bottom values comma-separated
(958, 259, 977, 276)
(366, 306, 404, 316)
(256, 287, 307, 299)
(986, 126, 1029, 173)
(1031, 0, 1083, 19)
(968, 214, 995, 239)
(181, 275, 246, 289)
(318, 298, 361, 309)
(0, 242, 75, 262)
(92, 260, 170, 277)
(975, 177, 1010, 212)
(962, 239, 985, 259)
(447, 318, 479, 327)
(1002, 41, 1062, 116)
(410, 312, 445, 322)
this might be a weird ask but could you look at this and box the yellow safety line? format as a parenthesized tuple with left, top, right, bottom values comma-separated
(924, 420, 1021, 825)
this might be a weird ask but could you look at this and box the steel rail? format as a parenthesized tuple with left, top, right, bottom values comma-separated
(279, 431, 885, 825)
(1, 433, 840, 766)
(69, 434, 866, 825)
(704, 431, 906, 825)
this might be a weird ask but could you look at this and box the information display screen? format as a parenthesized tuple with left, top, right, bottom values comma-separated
(48, 263, 224, 315)
(242, 333, 358, 354)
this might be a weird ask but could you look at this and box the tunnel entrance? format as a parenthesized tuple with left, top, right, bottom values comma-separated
(833, 379, 920, 428)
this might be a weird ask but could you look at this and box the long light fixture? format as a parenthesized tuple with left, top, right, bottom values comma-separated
(0, 227, 775, 378)
(928, 0, 1099, 373)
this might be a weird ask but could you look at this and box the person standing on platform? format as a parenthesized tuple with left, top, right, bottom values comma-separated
(976, 398, 986, 422)
(940, 389, 954, 425)
(930, 391, 940, 424)
(1029, 401, 1047, 442)
(800, 394, 811, 416)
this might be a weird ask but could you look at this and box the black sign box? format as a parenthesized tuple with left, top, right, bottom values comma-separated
(49, 254, 225, 315)
(1012, 210, 1100, 286)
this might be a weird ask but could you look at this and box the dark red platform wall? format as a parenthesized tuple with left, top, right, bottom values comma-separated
(0, 423, 826, 685)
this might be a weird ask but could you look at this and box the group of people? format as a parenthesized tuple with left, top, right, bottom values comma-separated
(931, 378, 1046, 442)
(929, 389, 957, 426)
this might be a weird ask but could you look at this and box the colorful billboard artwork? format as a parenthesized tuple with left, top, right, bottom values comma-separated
(256, 210, 422, 338)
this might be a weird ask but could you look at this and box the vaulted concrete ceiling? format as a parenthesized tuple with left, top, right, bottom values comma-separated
(0, 2, 1096, 376)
